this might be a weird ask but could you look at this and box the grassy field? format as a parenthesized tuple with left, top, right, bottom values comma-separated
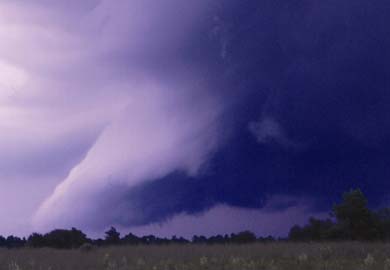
(1, 242, 390, 270)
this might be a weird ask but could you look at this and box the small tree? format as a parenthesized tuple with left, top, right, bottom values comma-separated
(230, 231, 256, 244)
(43, 228, 88, 249)
(288, 218, 335, 241)
(27, 233, 45, 248)
(122, 232, 141, 245)
(104, 227, 120, 245)
(332, 189, 379, 240)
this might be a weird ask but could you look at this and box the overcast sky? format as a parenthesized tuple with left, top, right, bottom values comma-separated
(1, 0, 390, 238)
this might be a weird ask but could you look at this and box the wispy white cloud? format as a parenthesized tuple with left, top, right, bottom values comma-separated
(249, 117, 303, 149)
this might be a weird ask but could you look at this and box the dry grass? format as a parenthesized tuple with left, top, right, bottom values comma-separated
(1, 242, 390, 269)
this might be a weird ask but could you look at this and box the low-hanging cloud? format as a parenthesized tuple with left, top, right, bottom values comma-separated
(34, 84, 223, 230)
(0, 0, 228, 233)
(127, 196, 327, 239)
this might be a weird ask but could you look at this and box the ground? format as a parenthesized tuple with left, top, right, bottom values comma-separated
(2, 243, 390, 270)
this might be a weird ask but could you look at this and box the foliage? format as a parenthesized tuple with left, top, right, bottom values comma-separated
(333, 189, 380, 240)
(104, 227, 121, 245)
(289, 188, 390, 241)
(27, 228, 88, 249)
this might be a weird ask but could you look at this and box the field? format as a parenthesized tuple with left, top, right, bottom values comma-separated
(1, 242, 390, 270)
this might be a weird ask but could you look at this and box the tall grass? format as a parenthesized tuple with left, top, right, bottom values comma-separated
(1, 242, 390, 269)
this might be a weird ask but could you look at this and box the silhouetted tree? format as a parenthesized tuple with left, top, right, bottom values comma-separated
(333, 189, 380, 240)
(104, 227, 120, 245)
(27, 233, 45, 248)
(0, 236, 6, 247)
(258, 235, 275, 242)
(289, 225, 304, 241)
(6, 236, 26, 248)
(192, 235, 207, 244)
(374, 207, 390, 240)
(207, 234, 225, 244)
(141, 235, 157, 245)
(230, 231, 256, 244)
(288, 218, 335, 241)
(122, 232, 142, 245)
(42, 228, 88, 249)
(171, 235, 189, 244)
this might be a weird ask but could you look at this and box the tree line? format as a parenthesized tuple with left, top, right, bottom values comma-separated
(0, 189, 389, 249)
(289, 189, 390, 241)
(0, 228, 265, 249)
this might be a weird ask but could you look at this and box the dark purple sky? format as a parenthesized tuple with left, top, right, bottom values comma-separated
(1, 0, 390, 238)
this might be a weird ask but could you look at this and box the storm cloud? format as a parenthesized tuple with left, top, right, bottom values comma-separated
(0, 0, 228, 233)
(1, 0, 390, 237)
